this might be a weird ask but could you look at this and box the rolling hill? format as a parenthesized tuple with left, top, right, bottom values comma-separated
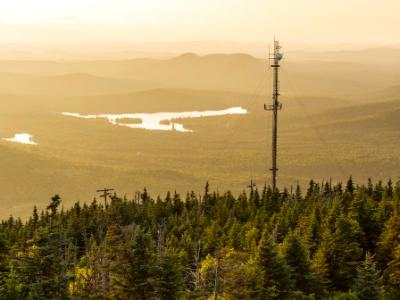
(0, 84, 399, 219)
(0, 51, 399, 96)
(0, 50, 399, 218)
(0, 72, 158, 96)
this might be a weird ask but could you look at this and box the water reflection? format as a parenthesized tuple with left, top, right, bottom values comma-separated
(4, 133, 37, 145)
(63, 107, 247, 132)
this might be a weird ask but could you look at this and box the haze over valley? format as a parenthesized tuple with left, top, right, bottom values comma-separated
(0, 47, 399, 218)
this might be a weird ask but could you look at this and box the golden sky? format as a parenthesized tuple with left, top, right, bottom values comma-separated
(0, 0, 399, 44)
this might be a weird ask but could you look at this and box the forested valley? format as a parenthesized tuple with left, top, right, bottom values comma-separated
(0, 178, 399, 299)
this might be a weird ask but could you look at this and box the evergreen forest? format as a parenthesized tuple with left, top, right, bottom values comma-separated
(0, 178, 399, 299)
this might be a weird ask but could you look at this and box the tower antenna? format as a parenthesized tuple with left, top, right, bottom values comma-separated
(264, 38, 283, 190)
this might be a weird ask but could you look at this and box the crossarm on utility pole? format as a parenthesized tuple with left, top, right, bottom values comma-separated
(96, 188, 114, 207)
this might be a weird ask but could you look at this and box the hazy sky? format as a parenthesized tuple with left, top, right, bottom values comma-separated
(0, 0, 399, 44)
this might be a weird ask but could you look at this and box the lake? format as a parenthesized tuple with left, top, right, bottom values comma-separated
(62, 107, 248, 132)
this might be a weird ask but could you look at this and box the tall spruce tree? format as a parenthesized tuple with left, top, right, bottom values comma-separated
(377, 213, 400, 268)
(311, 248, 331, 296)
(0, 234, 9, 296)
(384, 245, 400, 299)
(106, 224, 156, 300)
(155, 249, 185, 300)
(281, 232, 317, 295)
(353, 253, 382, 300)
(318, 214, 364, 290)
(10, 227, 69, 299)
(257, 233, 293, 299)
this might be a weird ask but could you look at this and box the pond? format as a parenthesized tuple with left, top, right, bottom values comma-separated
(4, 133, 37, 145)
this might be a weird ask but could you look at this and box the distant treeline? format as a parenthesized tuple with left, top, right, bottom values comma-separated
(0, 178, 399, 299)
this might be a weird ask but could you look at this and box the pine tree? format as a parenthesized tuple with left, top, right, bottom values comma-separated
(220, 249, 263, 299)
(305, 206, 322, 257)
(10, 227, 69, 299)
(2, 263, 24, 300)
(47, 195, 61, 218)
(346, 176, 354, 195)
(377, 213, 400, 268)
(106, 224, 156, 300)
(311, 248, 331, 296)
(155, 249, 185, 300)
(318, 214, 364, 290)
(384, 245, 400, 299)
(0, 233, 9, 295)
(31, 206, 39, 234)
(257, 233, 293, 299)
(7, 196, 69, 299)
(349, 187, 380, 252)
(281, 232, 317, 295)
(353, 253, 382, 300)
(227, 220, 242, 250)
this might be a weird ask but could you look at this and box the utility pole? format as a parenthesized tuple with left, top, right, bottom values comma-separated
(264, 39, 283, 190)
(248, 179, 256, 190)
(96, 188, 114, 208)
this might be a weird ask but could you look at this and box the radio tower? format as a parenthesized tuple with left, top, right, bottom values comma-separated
(264, 39, 283, 190)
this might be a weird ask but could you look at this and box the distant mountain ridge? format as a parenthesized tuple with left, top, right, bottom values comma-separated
(0, 72, 158, 96)
(0, 51, 398, 96)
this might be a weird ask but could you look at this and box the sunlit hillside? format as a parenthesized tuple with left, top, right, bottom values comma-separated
(0, 49, 399, 218)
